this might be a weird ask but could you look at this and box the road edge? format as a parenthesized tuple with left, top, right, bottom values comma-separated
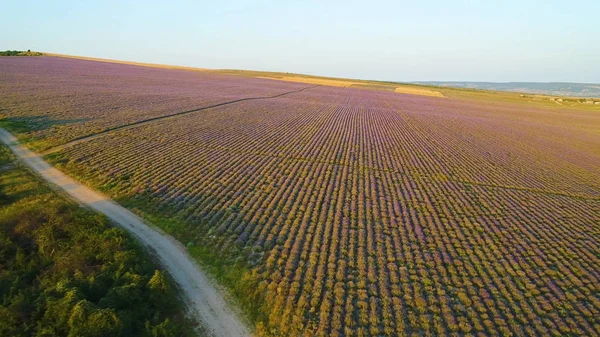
(0, 128, 252, 337)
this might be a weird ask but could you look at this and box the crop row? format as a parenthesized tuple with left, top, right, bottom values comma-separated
(54, 85, 600, 336)
(0, 56, 306, 148)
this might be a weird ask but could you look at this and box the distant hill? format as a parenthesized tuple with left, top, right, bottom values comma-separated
(413, 81, 600, 98)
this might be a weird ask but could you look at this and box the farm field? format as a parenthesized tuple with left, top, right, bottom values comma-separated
(1, 56, 600, 336)
(0, 57, 307, 151)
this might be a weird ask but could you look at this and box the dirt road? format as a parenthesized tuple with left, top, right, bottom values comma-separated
(0, 128, 251, 337)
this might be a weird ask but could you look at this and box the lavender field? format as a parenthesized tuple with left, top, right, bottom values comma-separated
(1, 56, 599, 336)
(0, 57, 307, 150)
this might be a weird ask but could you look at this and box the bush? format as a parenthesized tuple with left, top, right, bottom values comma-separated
(0, 148, 194, 337)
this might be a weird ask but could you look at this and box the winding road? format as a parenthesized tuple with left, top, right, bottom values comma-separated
(0, 128, 251, 337)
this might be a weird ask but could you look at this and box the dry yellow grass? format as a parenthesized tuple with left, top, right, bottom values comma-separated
(258, 75, 444, 97)
(256, 76, 283, 80)
(45, 53, 208, 72)
(394, 86, 444, 97)
(278, 76, 356, 87)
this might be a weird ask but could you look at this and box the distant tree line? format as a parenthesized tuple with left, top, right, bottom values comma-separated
(0, 50, 43, 56)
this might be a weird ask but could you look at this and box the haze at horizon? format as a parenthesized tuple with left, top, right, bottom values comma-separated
(1, 0, 599, 83)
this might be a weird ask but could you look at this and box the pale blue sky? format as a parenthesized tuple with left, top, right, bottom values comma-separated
(2, 0, 599, 82)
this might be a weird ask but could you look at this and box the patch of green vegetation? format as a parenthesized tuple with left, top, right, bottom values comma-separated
(122, 198, 266, 323)
(0, 118, 56, 151)
(0, 118, 31, 133)
(0, 146, 13, 165)
(49, 153, 266, 331)
(0, 50, 43, 56)
(0, 145, 199, 337)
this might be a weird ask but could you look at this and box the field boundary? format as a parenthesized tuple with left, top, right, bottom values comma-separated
(43, 85, 318, 155)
